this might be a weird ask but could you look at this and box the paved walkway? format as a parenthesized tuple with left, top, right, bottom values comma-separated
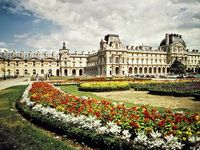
(0, 77, 31, 91)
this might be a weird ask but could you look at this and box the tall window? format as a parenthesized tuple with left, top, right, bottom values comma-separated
(115, 57, 119, 63)
(41, 69, 44, 74)
(24, 69, 28, 75)
(33, 69, 36, 75)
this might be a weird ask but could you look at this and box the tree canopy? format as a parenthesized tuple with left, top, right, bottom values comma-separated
(169, 60, 186, 74)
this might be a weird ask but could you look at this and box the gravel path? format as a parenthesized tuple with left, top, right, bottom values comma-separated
(0, 77, 31, 91)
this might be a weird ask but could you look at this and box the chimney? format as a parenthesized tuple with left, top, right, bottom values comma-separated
(165, 34, 169, 45)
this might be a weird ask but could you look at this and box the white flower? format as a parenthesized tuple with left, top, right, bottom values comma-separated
(134, 132, 148, 145)
(98, 126, 108, 134)
(150, 130, 162, 139)
(121, 130, 131, 141)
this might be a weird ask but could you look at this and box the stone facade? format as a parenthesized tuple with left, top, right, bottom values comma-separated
(0, 33, 200, 78)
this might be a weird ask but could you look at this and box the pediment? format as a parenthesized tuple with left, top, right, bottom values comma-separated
(30, 57, 40, 61)
(12, 57, 23, 60)
(44, 57, 56, 61)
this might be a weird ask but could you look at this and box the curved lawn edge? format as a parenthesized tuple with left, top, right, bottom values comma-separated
(16, 99, 141, 150)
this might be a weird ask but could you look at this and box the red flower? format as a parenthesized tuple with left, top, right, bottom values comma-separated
(130, 121, 140, 128)
(172, 125, 178, 130)
(158, 120, 165, 127)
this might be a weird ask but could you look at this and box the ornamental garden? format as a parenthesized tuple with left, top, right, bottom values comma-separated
(14, 77, 200, 150)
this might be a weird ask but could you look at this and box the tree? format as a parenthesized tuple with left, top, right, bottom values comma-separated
(169, 60, 186, 74)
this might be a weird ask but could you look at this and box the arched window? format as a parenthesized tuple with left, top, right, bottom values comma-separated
(24, 69, 28, 75)
(167, 67, 170, 73)
(144, 67, 147, 73)
(72, 69, 76, 76)
(116, 57, 119, 63)
(79, 69, 83, 76)
(154, 67, 157, 73)
(149, 67, 152, 74)
(139, 67, 142, 74)
(16, 69, 19, 75)
(41, 69, 44, 74)
(162, 67, 165, 73)
(134, 67, 138, 74)
(115, 67, 119, 75)
(158, 67, 161, 73)
(128, 67, 133, 74)
(56, 69, 59, 76)
(64, 69, 68, 76)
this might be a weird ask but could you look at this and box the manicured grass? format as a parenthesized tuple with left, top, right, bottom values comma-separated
(58, 85, 104, 100)
(0, 85, 79, 150)
(58, 85, 198, 112)
(58, 85, 165, 111)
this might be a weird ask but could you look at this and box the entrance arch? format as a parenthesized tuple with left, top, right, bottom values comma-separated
(56, 69, 59, 76)
(64, 69, 68, 76)
(72, 69, 76, 76)
(79, 69, 83, 76)
(115, 67, 119, 75)
(134, 67, 138, 74)
(128, 67, 132, 74)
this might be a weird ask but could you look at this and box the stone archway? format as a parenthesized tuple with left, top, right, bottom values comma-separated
(72, 69, 76, 76)
(128, 67, 133, 74)
(56, 69, 59, 76)
(139, 67, 142, 74)
(64, 69, 68, 76)
(162, 67, 165, 74)
(134, 67, 138, 74)
(149, 67, 152, 74)
(144, 67, 147, 74)
(115, 67, 119, 75)
(79, 69, 83, 76)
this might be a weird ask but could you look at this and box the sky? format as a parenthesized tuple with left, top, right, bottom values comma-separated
(0, 0, 200, 52)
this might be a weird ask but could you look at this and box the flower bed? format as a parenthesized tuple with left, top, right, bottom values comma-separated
(149, 82, 200, 98)
(78, 81, 130, 92)
(17, 82, 200, 149)
(130, 82, 200, 99)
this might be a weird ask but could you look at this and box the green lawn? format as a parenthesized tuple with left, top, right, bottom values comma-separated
(58, 85, 194, 112)
(58, 85, 104, 100)
(0, 85, 80, 150)
(58, 85, 158, 109)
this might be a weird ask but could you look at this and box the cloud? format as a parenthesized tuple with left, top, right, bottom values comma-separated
(0, 42, 7, 47)
(7, 0, 200, 51)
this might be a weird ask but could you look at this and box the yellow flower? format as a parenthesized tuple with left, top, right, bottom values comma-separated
(177, 130, 182, 135)
(182, 137, 187, 141)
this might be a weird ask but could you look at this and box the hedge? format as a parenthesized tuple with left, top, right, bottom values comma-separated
(78, 82, 130, 92)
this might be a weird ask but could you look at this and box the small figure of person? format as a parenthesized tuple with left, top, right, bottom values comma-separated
(36, 73, 39, 82)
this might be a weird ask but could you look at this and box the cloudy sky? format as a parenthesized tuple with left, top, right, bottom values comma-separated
(0, 0, 200, 52)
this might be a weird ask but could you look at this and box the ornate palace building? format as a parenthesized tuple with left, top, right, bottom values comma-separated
(0, 33, 200, 78)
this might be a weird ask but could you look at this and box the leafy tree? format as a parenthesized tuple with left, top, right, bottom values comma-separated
(169, 59, 186, 74)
